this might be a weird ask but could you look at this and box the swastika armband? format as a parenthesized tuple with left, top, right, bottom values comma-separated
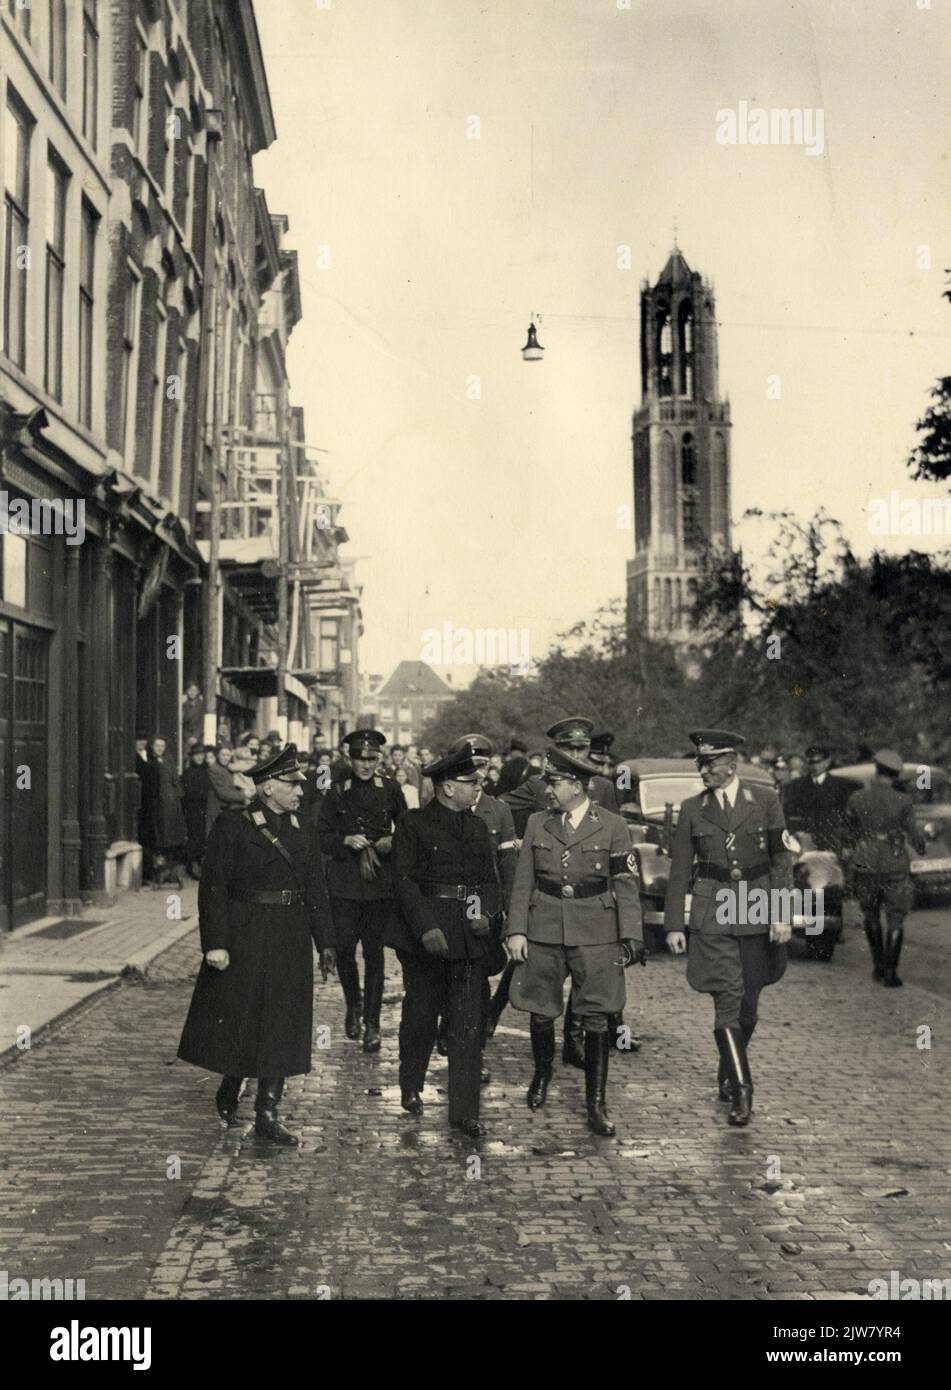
(768, 828, 790, 856)
(610, 851, 640, 878)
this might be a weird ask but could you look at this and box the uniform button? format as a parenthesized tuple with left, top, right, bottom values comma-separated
(595, 862, 602, 869)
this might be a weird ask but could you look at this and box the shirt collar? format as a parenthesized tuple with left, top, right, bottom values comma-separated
(718, 776, 740, 809)
(564, 797, 591, 830)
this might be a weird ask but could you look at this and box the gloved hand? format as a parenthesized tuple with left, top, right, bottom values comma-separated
(374, 835, 393, 855)
(469, 915, 491, 938)
(421, 928, 449, 958)
(620, 940, 649, 967)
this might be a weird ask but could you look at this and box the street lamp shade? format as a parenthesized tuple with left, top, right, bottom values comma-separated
(521, 321, 545, 362)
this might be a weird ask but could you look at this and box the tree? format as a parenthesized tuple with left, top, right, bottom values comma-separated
(907, 272, 951, 485)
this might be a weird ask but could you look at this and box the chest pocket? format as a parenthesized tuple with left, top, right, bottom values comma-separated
(742, 824, 767, 853)
(532, 839, 557, 871)
(580, 844, 607, 875)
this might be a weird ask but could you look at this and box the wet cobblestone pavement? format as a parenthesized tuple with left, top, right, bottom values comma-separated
(2, 919, 949, 1301)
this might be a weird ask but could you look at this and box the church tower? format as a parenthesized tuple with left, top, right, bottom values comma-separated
(625, 246, 732, 640)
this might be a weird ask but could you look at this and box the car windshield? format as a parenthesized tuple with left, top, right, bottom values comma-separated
(639, 776, 704, 817)
(898, 774, 951, 807)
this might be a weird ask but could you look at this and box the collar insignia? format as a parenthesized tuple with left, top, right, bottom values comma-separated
(252, 810, 266, 826)
(290, 814, 300, 829)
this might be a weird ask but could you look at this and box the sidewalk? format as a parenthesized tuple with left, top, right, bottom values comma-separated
(0, 882, 198, 1058)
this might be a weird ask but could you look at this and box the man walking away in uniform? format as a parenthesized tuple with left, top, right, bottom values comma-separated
(845, 749, 926, 986)
(177, 745, 336, 1145)
(665, 730, 792, 1127)
(389, 745, 499, 1138)
(318, 729, 405, 1050)
(505, 747, 643, 1137)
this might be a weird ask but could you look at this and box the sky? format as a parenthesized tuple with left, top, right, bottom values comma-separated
(253, 0, 951, 684)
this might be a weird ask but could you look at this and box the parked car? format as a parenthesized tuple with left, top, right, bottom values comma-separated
(834, 762, 951, 903)
(616, 758, 845, 960)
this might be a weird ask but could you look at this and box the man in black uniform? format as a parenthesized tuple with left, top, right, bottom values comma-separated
(317, 729, 405, 1050)
(588, 731, 620, 813)
(388, 744, 499, 1137)
(845, 748, 926, 986)
(782, 741, 855, 852)
(177, 744, 336, 1145)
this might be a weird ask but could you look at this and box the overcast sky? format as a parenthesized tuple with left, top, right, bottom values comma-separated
(254, 0, 951, 683)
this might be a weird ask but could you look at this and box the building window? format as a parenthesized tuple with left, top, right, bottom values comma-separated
(3, 98, 31, 370)
(183, 139, 195, 243)
(150, 299, 168, 492)
(132, 31, 148, 156)
(82, 0, 99, 151)
(119, 265, 142, 467)
(681, 433, 696, 486)
(163, 91, 176, 204)
(7, 0, 31, 40)
(44, 151, 68, 401)
(319, 619, 338, 672)
(170, 338, 187, 511)
(48, 0, 67, 97)
(78, 200, 97, 428)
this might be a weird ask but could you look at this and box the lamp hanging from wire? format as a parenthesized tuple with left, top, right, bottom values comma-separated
(521, 316, 544, 362)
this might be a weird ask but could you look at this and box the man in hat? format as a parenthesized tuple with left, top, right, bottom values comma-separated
(844, 749, 925, 986)
(497, 738, 530, 794)
(447, 735, 518, 1083)
(505, 747, 644, 1137)
(588, 731, 620, 813)
(783, 742, 856, 853)
(665, 730, 793, 1127)
(388, 744, 499, 1138)
(317, 729, 406, 1050)
(177, 745, 336, 1145)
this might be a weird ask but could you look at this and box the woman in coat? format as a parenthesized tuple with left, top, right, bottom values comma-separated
(149, 735, 187, 885)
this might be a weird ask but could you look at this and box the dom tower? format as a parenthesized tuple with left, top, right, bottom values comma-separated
(626, 246, 732, 639)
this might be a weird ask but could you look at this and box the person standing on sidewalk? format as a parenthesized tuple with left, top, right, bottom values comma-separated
(177, 744, 336, 1145)
(845, 748, 926, 987)
(664, 729, 793, 1128)
(388, 744, 499, 1138)
(505, 747, 644, 1137)
(317, 729, 406, 1052)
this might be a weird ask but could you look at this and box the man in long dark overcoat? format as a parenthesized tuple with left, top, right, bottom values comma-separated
(178, 744, 336, 1145)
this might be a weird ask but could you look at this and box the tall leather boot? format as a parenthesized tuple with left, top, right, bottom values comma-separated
(562, 995, 585, 1069)
(215, 1075, 243, 1125)
(527, 1020, 555, 1110)
(883, 927, 904, 987)
(584, 1029, 615, 1137)
(338, 956, 362, 1040)
(715, 1027, 753, 1127)
(254, 1077, 299, 1146)
(485, 961, 514, 1039)
(362, 964, 384, 1053)
(865, 918, 886, 981)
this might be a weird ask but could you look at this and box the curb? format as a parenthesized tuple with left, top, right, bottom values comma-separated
(0, 976, 122, 1067)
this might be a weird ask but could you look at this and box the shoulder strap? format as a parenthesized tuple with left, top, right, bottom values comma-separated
(243, 809, 303, 884)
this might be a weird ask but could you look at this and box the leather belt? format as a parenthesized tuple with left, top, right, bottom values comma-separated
(536, 878, 608, 900)
(231, 889, 305, 906)
(693, 861, 770, 883)
(420, 882, 483, 900)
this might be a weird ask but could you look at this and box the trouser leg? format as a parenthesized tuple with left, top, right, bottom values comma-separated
(446, 960, 484, 1126)
(215, 1074, 243, 1124)
(883, 926, 904, 987)
(360, 902, 387, 1050)
(562, 992, 585, 1068)
(396, 952, 443, 1096)
(486, 960, 515, 1036)
(332, 900, 363, 1038)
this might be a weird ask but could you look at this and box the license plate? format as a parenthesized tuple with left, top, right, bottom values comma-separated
(912, 857, 951, 873)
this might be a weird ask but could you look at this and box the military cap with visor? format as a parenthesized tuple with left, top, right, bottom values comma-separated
(250, 742, 307, 784)
(342, 728, 387, 759)
(689, 728, 747, 762)
(423, 745, 489, 784)
(543, 747, 601, 782)
(546, 716, 594, 748)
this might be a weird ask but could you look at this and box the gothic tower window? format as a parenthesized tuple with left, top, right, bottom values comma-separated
(711, 432, 728, 538)
(633, 431, 651, 546)
(663, 578, 673, 629)
(678, 300, 694, 396)
(659, 431, 676, 540)
(657, 307, 672, 396)
(681, 433, 700, 548)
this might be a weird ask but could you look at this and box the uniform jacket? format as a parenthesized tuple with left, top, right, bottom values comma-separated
(472, 789, 518, 912)
(317, 773, 406, 901)
(388, 798, 499, 959)
(505, 803, 643, 948)
(663, 780, 793, 936)
(177, 798, 335, 1077)
(782, 773, 856, 851)
(500, 773, 552, 839)
(845, 783, 925, 873)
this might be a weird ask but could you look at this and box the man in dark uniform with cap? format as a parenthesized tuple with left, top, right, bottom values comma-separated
(177, 745, 336, 1145)
(783, 741, 855, 852)
(665, 730, 793, 1127)
(845, 748, 926, 987)
(448, 734, 518, 1084)
(389, 745, 499, 1137)
(505, 747, 644, 1136)
(588, 731, 620, 813)
(318, 729, 406, 1050)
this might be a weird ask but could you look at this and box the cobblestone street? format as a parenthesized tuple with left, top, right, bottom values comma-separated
(2, 892, 949, 1302)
